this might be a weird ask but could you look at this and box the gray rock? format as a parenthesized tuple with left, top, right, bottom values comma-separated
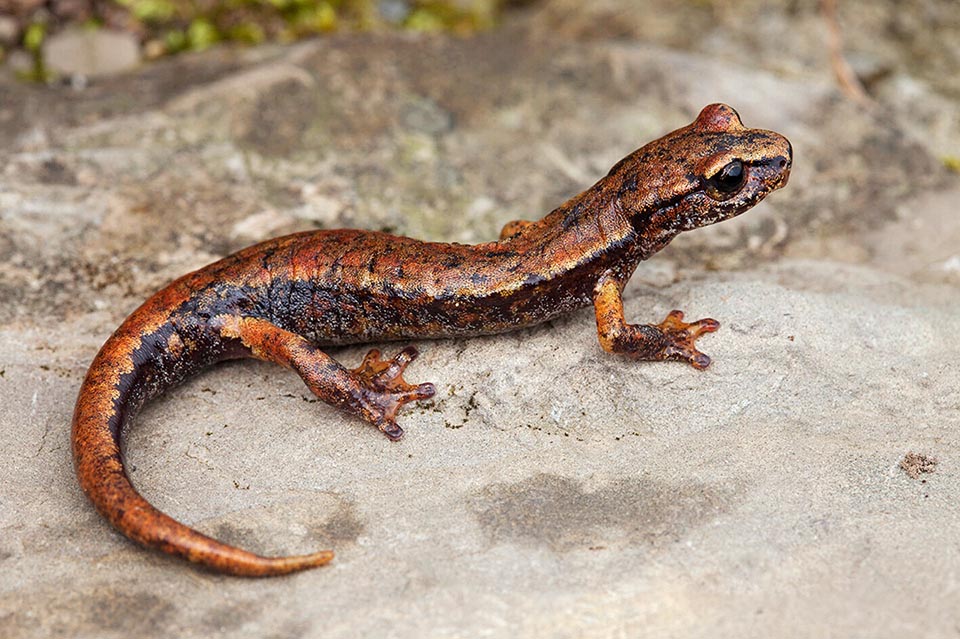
(42, 27, 140, 77)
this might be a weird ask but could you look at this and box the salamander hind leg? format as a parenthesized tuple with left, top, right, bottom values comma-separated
(349, 346, 436, 441)
(220, 317, 435, 441)
(593, 273, 720, 370)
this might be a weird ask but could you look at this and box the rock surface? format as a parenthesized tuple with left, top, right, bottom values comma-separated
(42, 27, 141, 77)
(1, 2, 959, 638)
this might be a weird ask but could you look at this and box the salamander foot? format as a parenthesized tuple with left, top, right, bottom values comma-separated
(655, 310, 720, 370)
(351, 346, 436, 441)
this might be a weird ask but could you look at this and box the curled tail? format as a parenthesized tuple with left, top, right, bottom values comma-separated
(71, 308, 333, 577)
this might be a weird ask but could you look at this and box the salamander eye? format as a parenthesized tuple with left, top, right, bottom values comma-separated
(707, 160, 746, 198)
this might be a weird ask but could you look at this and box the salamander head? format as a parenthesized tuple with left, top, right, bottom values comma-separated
(611, 103, 792, 235)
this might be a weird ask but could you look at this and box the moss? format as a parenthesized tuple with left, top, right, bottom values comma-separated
(154, 0, 501, 53)
(187, 18, 220, 51)
(164, 29, 188, 53)
(405, 1, 498, 32)
(405, 8, 447, 32)
(226, 22, 267, 44)
(116, 0, 177, 22)
(23, 22, 46, 52)
(10, 0, 519, 78)
(18, 22, 50, 82)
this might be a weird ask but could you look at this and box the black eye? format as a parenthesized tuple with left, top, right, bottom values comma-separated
(709, 160, 745, 195)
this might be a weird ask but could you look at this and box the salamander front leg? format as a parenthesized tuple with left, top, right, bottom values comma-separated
(499, 219, 536, 241)
(593, 273, 720, 369)
(219, 317, 435, 440)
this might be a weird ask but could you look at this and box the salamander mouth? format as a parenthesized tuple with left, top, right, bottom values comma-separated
(778, 170, 790, 188)
(738, 161, 788, 208)
(774, 155, 792, 189)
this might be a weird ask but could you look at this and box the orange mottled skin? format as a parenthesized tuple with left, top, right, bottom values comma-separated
(73, 104, 792, 576)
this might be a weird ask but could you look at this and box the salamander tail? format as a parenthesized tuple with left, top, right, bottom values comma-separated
(72, 321, 334, 577)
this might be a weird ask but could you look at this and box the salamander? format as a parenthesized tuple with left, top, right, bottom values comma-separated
(72, 104, 792, 576)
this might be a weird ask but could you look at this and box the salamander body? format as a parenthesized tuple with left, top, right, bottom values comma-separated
(72, 104, 792, 576)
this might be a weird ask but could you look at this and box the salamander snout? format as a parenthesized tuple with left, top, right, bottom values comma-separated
(764, 134, 792, 190)
(673, 126, 794, 231)
(778, 139, 793, 187)
(756, 138, 792, 197)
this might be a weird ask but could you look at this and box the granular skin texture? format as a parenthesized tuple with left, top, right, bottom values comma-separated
(72, 104, 792, 576)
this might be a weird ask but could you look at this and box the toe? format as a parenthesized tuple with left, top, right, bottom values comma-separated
(401, 382, 436, 402)
(689, 351, 711, 369)
(378, 420, 405, 441)
(374, 346, 421, 385)
(665, 310, 685, 324)
(694, 318, 720, 333)
(394, 346, 419, 367)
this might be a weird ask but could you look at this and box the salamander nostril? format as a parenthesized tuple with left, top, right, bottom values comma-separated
(779, 159, 786, 168)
